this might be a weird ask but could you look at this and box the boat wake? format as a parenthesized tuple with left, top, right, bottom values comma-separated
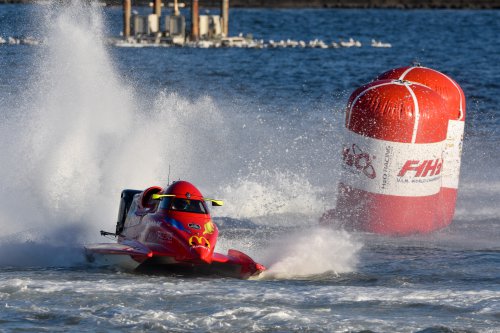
(256, 228, 362, 279)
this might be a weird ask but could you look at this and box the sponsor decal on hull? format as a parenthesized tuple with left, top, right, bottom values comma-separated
(188, 223, 201, 230)
(189, 236, 211, 249)
(157, 231, 173, 241)
(203, 221, 215, 235)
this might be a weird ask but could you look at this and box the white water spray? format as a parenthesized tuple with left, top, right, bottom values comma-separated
(0, 2, 228, 242)
(0, 1, 359, 270)
(259, 228, 362, 279)
(218, 170, 327, 220)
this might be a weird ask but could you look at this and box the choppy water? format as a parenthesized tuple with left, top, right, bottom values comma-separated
(0, 3, 499, 332)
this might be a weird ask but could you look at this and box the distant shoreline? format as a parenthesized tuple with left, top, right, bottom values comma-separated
(1, 0, 500, 9)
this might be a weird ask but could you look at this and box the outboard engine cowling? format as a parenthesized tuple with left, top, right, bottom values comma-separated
(116, 189, 142, 235)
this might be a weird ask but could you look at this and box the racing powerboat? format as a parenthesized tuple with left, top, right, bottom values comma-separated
(85, 181, 265, 279)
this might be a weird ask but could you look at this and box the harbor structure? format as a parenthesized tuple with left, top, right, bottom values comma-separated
(114, 0, 392, 49)
(122, 0, 233, 46)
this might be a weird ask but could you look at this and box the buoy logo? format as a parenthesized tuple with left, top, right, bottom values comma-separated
(342, 144, 376, 179)
(397, 159, 443, 178)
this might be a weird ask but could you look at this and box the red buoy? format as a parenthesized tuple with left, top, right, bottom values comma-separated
(335, 79, 449, 235)
(377, 66, 466, 228)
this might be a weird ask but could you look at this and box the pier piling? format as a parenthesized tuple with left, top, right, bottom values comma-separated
(153, 0, 162, 17)
(191, 0, 199, 41)
(123, 0, 131, 38)
(221, 0, 229, 37)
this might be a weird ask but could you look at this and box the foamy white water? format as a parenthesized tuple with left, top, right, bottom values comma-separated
(260, 228, 362, 278)
(0, 270, 497, 332)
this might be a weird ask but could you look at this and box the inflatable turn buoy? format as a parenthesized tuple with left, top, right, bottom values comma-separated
(334, 79, 449, 235)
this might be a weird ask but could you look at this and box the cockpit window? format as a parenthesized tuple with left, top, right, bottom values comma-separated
(159, 197, 172, 210)
(165, 198, 207, 214)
